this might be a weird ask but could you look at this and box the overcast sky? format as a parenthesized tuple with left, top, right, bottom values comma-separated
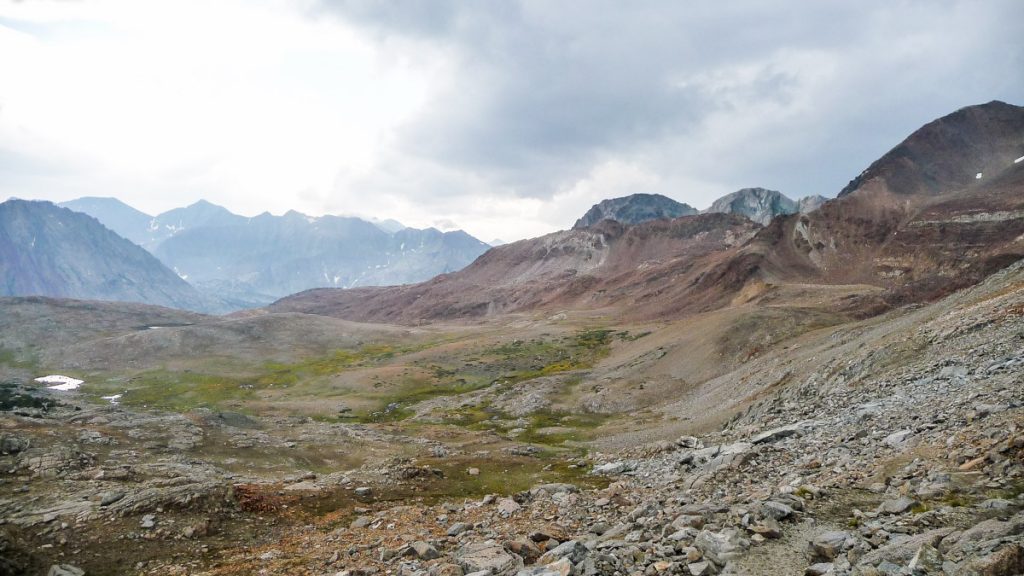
(2, 1, 1022, 241)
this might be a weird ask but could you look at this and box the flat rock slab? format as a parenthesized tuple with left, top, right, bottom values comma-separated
(457, 542, 524, 576)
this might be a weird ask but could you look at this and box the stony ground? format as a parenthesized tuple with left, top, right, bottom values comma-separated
(2, 263, 1023, 576)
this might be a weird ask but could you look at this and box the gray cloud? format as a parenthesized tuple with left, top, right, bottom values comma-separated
(315, 0, 1024, 204)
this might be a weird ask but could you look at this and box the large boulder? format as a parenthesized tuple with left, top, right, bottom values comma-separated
(695, 529, 749, 566)
(456, 542, 523, 576)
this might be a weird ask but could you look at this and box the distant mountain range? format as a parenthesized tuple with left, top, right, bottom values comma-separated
(152, 210, 488, 305)
(0, 199, 211, 311)
(54, 199, 491, 308)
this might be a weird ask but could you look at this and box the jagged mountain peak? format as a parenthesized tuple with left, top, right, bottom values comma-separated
(704, 188, 828, 225)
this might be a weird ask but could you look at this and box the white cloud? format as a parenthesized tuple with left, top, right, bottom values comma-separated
(1, 1, 1022, 242)
(0, 0, 441, 214)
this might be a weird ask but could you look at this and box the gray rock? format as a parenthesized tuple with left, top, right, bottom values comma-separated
(411, 541, 441, 560)
(99, 491, 125, 507)
(883, 430, 914, 448)
(977, 498, 1013, 509)
(953, 543, 1024, 575)
(140, 514, 156, 529)
(750, 518, 782, 539)
(804, 563, 833, 575)
(448, 522, 472, 537)
(456, 542, 523, 576)
(519, 557, 572, 576)
(809, 531, 849, 562)
(350, 516, 372, 529)
(677, 436, 703, 449)
(907, 543, 942, 574)
(673, 514, 705, 530)
(529, 483, 578, 497)
(431, 565, 465, 576)
(591, 462, 632, 475)
(537, 540, 588, 566)
(763, 501, 795, 520)
(696, 529, 749, 566)
(751, 423, 806, 444)
(688, 561, 714, 575)
(497, 498, 521, 517)
(857, 528, 953, 567)
(47, 566, 85, 576)
(878, 496, 918, 515)
(0, 434, 30, 454)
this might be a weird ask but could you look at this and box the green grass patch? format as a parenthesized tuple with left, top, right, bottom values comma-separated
(349, 375, 495, 423)
(115, 371, 259, 412)
(256, 344, 411, 386)
(910, 502, 931, 514)
(515, 409, 612, 445)
(425, 456, 608, 498)
(485, 329, 615, 386)
(0, 347, 38, 370)
(938, 493, 972, 508)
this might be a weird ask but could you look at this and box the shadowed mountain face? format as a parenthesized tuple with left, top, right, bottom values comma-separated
(573, 193, 698, 229)
(272, 101, 1024, 324)
(58, 199, 491, 307)
(0, 200, 211, 311)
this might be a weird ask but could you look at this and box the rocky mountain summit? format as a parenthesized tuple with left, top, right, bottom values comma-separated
(573, 194, 698, 229)
(704, 188, 827, 225)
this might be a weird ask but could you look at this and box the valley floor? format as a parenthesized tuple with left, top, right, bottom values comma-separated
(2, 263, 1023, 575)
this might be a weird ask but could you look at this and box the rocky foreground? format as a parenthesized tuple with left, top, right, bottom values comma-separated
(3, 262, 1023, 576)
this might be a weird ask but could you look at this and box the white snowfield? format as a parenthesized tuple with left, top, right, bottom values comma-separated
(34, 375, 84, 391)
(1015, 155, 1024, 164)
(101, 394, 123, 405)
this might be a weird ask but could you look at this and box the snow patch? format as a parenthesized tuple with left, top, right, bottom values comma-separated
(1015, 155, 1024, 164)
(975, 172, 983, 179)
(35, 375, 84, 391)
(101, 394, 123, 405)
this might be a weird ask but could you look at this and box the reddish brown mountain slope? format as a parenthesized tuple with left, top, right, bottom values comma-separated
(273, 101, 1024, 324)
(271, 214, 760, 323)
(731, 102, 1024, 310)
